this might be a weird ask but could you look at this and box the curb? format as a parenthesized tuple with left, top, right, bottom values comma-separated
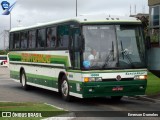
(135, 95, 157, 103)
(44, 103, 65, 110)
(42, 112, 76, 120)
(126, 95, 160, 103)
(42, 103, 76, 120)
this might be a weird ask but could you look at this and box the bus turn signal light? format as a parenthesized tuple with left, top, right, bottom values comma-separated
(84, 77, 89, 82)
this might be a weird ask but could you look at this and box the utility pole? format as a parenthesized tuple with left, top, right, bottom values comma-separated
(0, 30, 9, 50)
(4, 30, 9, 50)
(10, 13, 11, 30)
(135, 4, 136, 15)
(76, 0, 77, 17)
(130, 5, 131, 16)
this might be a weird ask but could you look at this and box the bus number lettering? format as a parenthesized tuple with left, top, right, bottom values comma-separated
(91, 73, 99, 77)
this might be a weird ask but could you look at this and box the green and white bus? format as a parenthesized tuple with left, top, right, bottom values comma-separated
(9, 15, 147, 101)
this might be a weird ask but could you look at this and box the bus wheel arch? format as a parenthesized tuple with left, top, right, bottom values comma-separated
(20, 67, 28, 90)
(58, 72, 71, 101)
(20, 67, 25, 83)
(58, 72, 65, 92)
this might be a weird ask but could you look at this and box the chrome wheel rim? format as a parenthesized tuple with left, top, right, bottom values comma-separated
(61, 80, 68, 97)
(22, 74, 25, 87)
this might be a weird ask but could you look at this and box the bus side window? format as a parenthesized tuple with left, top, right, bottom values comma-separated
(47, 27, 57, 48)
(57, 25, 69, 48)
(20, 31, 28, 49)
(74, 30, 81, 50)
(29, 30, 36, 49)
(14, 33, 20, 49)
(37, 28, 46, 48)
(71, 28, 81, 69)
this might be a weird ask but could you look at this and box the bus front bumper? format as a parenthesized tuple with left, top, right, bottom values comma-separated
(82, 80, 147, 98)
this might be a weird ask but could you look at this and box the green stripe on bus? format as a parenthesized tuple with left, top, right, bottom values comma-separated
(9, 53, 70, 67)
(26, 73, 57, 81)
(10, 70, 82, 83)
(10, 71, 19, 74)
(10, 70, 82, 94)
(67, 69, 147, 73)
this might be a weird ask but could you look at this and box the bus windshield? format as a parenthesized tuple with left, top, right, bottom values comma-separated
(82, 25, 146, 70)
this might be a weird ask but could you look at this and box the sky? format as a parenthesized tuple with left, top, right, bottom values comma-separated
(0, 0, 149, 49)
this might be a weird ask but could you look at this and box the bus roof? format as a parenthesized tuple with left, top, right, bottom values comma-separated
(10, 14, 141, 32)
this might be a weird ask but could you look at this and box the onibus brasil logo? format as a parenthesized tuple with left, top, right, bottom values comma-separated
(1, 0, 17, 15)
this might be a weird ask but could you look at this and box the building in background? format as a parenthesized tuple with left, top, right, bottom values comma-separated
(148, 0, 160, 45)
(148, 0, 160, 76)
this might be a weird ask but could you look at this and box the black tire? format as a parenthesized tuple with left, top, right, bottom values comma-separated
(60, 76, 71, 101)
(1, 61, 3, 65)
(111, 96, 123, 101)
(20, 70, 29, 90)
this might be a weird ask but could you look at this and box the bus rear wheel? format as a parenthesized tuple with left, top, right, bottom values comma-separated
(20, 70, 29, 90)
(61, 76, 71, 101)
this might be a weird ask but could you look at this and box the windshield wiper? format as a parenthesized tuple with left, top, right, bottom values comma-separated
(120, 41, 124, 59)
(102, 41, 114, 68)
(120, 41, 135, 68)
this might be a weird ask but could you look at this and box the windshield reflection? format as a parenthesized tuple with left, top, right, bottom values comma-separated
(82, 25, 146, 70)
(116, 25, 146, 68)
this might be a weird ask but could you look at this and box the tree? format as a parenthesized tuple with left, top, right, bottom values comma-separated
(137, 15, 149, 35)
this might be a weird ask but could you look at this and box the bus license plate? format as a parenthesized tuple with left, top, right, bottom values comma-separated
(112, 87, 123, 91)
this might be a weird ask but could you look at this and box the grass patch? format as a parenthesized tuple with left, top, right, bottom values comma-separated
(0, 102, 67, 120)
(146, 72, 160, 96)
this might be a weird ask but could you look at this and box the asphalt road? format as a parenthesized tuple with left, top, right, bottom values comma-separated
(0, 66, 160, 120)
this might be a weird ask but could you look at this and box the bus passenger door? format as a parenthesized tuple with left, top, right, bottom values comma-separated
(70, 28, 82, 69)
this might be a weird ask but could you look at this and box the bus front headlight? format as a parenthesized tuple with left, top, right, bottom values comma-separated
(134, 75, 147, 80)
(95, 77, 102, 81)
(84, 77, 102, 82)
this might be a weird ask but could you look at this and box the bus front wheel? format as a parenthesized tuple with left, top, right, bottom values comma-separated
(61, 76, 71, 101)
(20, 70, 28, 90)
